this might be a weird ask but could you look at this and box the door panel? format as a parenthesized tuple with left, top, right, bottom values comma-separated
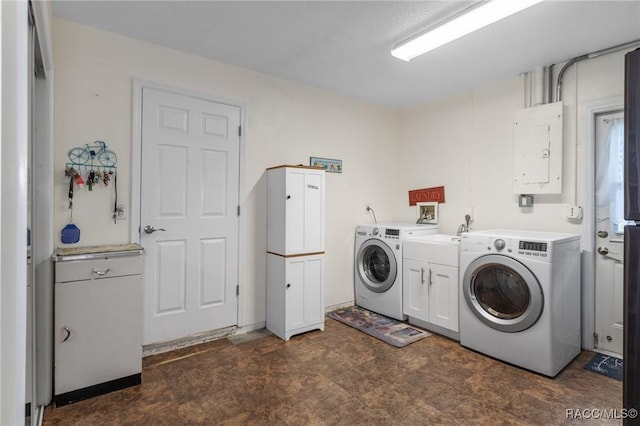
(403, 259, 428, 321)
(141, 87, 240, 344)
(594, 111, 625, 355)
(285, 171, 305, 251)
(286, 259, 305, 330)
(429, 264, 458, 331)
(156, 240, 186, 314)
(304, 172, 324, 250)
(302, 257, 323, 324)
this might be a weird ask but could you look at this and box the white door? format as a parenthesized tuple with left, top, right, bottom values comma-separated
(285, 169, 324, 254)
(140, 87, 240, 345)
(428, 263, 458, 332)
(594, 111, 624, 355)
(285, 256, 323, 330)
(403, 259, 428, 322)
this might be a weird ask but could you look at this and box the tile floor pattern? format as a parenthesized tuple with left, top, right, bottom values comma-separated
(44, 319, 622, 425)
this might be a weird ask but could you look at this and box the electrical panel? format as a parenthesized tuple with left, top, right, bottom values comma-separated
(513, 102, 563, 194)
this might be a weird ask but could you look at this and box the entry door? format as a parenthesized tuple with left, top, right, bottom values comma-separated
(594, 111, 624, 355)
(140, 87, 240, 345)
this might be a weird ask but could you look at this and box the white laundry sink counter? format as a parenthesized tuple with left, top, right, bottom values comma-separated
(403, 234, 460, 266)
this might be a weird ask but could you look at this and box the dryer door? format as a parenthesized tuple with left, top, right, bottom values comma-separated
(356, 239, 397, 293)
(462, 255, 543, 332)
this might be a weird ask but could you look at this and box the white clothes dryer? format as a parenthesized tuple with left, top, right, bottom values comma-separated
(355, 223, 439, 320)
(459, 230, 581, 377)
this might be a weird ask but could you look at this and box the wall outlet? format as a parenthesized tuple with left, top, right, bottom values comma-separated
(567, 205, 583, 219)
(115, 204, 127, 220)
(518, 194, 534, 208)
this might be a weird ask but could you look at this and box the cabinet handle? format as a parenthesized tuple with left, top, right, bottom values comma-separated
(420, 268, 425, 285)
(62, 326, 71, 343)
(428, 269, 433, 286)
(91, 267, 111, 276)
(286, 195, 291, 200)
(286, 283, 291, 289)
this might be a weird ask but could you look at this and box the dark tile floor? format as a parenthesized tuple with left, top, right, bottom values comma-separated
(44, 318, 622, 425)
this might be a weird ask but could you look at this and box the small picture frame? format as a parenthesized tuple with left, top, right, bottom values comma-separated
(416, 202, 438, 224)
(310, 157, 342, 173)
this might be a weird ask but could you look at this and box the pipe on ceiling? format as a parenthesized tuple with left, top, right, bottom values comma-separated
(556, 39, 640, 102)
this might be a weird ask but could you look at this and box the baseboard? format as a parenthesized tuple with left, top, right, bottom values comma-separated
(325, 300, 354, 313)
(142, 322, 268, 356)
(143, 326, 237, 356)
(407, 316, 460, 341)
(54, 374, 141, 407)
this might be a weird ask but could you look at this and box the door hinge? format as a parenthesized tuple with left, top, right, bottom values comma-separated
(237, 205, 240, 217)
(238, 126, 242, 137)
(593, 332, 599, 348)
(236, 285, 239, 296)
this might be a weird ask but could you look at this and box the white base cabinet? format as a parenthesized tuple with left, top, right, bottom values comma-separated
(403, 237, 460, 340)
(53, 248, 143, 406)
(403, 260, 458, 333)
(266, 253, 324, 340)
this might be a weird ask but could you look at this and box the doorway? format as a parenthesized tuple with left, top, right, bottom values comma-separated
(133, 83, 242, 345)
(594, 110, 624, 356)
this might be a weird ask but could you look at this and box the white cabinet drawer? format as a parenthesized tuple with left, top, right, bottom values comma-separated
(55, 256, 143, 283)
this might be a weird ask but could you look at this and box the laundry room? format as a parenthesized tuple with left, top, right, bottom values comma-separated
(3, 1, 639, 424)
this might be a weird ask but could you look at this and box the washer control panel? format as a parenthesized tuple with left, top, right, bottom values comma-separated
(384, 228, 400, 240)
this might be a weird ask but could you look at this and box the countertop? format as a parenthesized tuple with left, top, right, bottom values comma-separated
(53, 243, 144, 261)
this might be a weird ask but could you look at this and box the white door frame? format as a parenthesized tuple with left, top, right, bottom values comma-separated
(131, 79, 247, 328)
(581, 95, 624, 350)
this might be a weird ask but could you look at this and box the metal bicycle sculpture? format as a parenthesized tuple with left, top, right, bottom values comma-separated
(67, 140, 117, 167)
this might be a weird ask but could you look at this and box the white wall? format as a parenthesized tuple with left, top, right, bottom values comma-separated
(395, 50, 628, 240)
(395, 49, 630, 347)
(53, 17, 632, 341)
(53, 19, 399, 327)
(1, 1, 29, 424)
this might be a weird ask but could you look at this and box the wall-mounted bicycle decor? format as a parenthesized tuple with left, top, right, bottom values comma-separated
(64, 141, 121, 229)
(66, 140, 118, 191)
(67, 140, 117, 169)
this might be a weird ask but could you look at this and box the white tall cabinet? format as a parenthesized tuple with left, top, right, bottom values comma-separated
(266, 165, 325, 340)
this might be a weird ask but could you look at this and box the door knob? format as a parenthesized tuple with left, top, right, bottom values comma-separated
(597, 230, 609, 238)
(597, 246, 609, 255)
(144, 225, 166, 234)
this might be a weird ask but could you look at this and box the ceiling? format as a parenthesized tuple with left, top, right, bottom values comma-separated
(52, 1, 640, 109)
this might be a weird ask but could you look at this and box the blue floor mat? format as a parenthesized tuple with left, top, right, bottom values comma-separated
(584, 353, 623, 381)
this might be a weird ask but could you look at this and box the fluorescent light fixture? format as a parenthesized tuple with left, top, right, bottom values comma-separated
(391, 0, 544, 62)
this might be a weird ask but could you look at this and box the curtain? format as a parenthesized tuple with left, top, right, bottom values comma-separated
(595, 117, 625, 236)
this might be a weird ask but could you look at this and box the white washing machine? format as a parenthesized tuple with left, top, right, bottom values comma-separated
(355, 223, 439, 320)
(459, 230, 581, 377)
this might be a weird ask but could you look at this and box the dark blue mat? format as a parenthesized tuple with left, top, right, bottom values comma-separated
(584, 353, 623, 381)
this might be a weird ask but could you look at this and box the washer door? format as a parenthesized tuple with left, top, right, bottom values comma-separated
(356, 238, 397, 293)
(462, 255, 543, 333)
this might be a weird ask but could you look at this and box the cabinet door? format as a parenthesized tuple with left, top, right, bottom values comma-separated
(403, 259, 429, 322)
(284, 168, 325, 254)
(428, 264, 459, 332)
(303, 170, 324, 252)
(55, 275, 142, 394)
(285, 170, 306, 253)
(285, 256, 323, 331)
